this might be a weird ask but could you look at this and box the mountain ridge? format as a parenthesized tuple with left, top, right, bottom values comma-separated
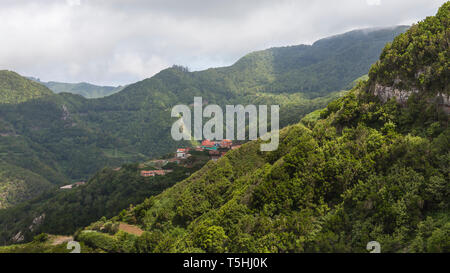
(26, 77, 125, 99)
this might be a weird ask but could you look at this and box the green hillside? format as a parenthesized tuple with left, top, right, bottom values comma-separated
(73, 3, 449, 253)
(80, 26, 408, 157)
(0, 26, 407, 207)
(0, 161, 53, 209)
(0, 71, 53, 104)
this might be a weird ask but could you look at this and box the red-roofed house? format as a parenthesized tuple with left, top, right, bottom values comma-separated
(177, 148, 188, 158)
(201, 139, 215, 148)
(220, 139, 232, 148)
(154, 170, 165, 176)
(141, 170, 155, 177)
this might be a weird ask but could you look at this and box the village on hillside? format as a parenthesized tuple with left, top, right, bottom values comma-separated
(140, 139, 241, 177)
(59, 139, 243, 190)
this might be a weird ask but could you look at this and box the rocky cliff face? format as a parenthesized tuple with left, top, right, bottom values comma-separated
(373, 83, 450, 114)
(373, 83, 419, 105)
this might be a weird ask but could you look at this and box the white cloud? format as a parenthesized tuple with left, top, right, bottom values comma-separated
(66, 0, 81, 7)
(0, 0, 446, 86)
(107, 52, 170, 80)
(366, 0, 381, 6)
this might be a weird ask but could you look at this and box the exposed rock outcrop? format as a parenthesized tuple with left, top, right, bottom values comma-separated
(61, 104, 70, 121)
(29, 213, 46, 232)
(11, 231, 24, 243)
(373, 83, 450, 114)
(373, 83, 419, 105)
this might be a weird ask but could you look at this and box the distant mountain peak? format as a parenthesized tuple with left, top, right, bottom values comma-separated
(27, 79, 124, 99)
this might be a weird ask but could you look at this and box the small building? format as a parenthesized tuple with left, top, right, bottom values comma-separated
(220, 139, 232, 148)
(60, 184, 73, 190)
(201, 139, 215, 148)
(154, 170, 165, 176)
(177, 148, 187, 158)
(141, 169, 173, 177)
(141, 170, 155, 177)
(231, 145, 242, 150)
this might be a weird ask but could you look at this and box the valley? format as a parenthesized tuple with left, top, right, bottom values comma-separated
(0, 1, 448, 255)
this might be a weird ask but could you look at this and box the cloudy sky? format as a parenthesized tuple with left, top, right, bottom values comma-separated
(0, 0, 446, 86)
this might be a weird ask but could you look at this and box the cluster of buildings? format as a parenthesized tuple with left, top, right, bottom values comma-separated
(199, 139, 233, 150)
(140, 139, 242, 177)
(176, 148, 191, 159)
(177, 139, 241, 161)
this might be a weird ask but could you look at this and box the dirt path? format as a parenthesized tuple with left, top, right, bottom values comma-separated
(51, 235, 73, 245)
(119, 223, 144, 236)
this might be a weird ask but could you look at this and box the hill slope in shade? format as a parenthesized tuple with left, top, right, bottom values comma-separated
(0, 160, 53, 209)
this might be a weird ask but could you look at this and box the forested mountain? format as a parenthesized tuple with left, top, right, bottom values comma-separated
(71, 3, 449, 253)
(27, 78, 125, 99)
(86, 26, 407, 158)
(0, 92, 146, 208)
(0, 26, 407, 208)
(0, 72, 70, 207)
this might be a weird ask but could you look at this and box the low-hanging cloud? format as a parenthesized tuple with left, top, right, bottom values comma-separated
(0, 0, 446, 86)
